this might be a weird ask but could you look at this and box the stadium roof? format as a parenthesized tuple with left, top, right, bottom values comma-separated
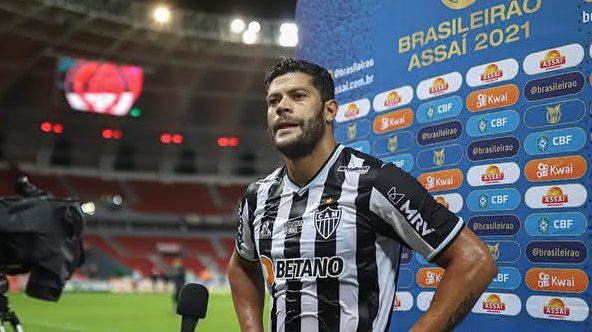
(0, 0, 296, 175)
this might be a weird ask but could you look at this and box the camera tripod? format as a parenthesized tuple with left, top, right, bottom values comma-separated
(0, 273, 23, 332)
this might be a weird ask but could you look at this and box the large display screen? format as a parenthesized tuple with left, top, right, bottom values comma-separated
(58, 57, 143, 116)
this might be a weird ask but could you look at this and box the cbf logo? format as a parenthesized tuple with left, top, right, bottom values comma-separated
(538, 218, 549, 233)
(479, 194, 488, 209)
(478, 117, 488, 134)
(315, 207, 342, 240)
(427, 106, 435, 119)
(537, 136, 548, 152)
(525, 127, 586, 156)
(467, 188, 521, 212)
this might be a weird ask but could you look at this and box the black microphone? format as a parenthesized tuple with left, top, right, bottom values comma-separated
(176, 283, 209, 332)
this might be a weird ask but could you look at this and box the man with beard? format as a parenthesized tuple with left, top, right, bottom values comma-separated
(228, 59, 497, 332)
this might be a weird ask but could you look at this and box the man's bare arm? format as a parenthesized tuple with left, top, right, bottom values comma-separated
(409, 227, 497, 332)
(228, 250, 265, 332)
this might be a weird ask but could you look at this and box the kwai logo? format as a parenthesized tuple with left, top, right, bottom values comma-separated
(467, 136, 519, 161)
(418, 169, 463, 192)
(524, 155, 586, 182)
(336, 98, 370, 122)
(526, 296, 589, 322)
(524, 127, 586, 156)
(417, 267, 445, 288)
(468, 215, 520, 237)
(466, 58, 519, 87)
(466, 84, 519, 112)
(417, 72, 462, 100)
(523, 44, 584, 75)
(416, 95, 463, 124)
(525, 183, 587, 209)
(467, 188, 520, 212)
(373, 85, 413, 112)
(526, 268, 589, 293)
(472, 293, 521, 316)
(373, 108, 414, 134)
(524, 99, 586, 129)
(467, 162, 520, 187)
(416, 144, 463, 170)
(525, 212, 587, 237)
(466, 110, 520, 137)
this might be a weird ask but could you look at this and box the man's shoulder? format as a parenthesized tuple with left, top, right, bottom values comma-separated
(338, 146, 385, 177)
(244, 167, 283, 195)
(339, 146, 418, 189)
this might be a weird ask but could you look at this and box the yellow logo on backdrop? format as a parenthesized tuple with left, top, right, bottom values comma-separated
(388, 135, 399, 153)
(487, 243, 500, 260)
(433, 148, 445, 166)
(546, 104, 562, 124)
(347, 124, 357, 140)
(441, 0, 477, 10)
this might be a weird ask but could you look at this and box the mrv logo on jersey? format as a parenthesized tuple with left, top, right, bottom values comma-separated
(387, 187, 435, 236)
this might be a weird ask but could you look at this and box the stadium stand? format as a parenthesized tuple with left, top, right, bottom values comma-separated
(67, 175, 128, 201)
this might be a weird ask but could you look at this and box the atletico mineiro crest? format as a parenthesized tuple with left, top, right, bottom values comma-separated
(314, 206, 342, 240)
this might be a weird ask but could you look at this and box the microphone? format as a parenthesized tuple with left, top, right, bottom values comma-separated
(176, 283, 209, 332)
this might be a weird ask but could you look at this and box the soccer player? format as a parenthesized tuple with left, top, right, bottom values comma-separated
(228, 58, 497, 332)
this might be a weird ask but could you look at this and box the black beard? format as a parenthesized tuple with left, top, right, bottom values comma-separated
(269, 109, 325, 160)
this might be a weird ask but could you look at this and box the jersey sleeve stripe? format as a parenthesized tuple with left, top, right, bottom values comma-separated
(426, 218, 465, 262)
(234, 242, 260, 262)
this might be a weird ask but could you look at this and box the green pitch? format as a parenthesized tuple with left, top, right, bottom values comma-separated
(8, 292, 269, 332)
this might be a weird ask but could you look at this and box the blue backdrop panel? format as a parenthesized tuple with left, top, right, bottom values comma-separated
(296, 1, 591, 331)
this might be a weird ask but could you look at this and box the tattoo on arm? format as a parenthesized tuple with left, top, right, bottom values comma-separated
(442, 293, 479, 332)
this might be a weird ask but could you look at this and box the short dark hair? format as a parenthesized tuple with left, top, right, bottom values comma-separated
(264, 58, 335, 103)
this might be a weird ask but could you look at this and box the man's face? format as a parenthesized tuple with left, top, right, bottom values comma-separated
(266, 72, 327, 159)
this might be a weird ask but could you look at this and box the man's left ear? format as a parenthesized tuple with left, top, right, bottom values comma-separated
(324, 99, 338, 122)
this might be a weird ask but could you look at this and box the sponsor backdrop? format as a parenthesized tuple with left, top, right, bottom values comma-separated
(296, 0, 591, 331)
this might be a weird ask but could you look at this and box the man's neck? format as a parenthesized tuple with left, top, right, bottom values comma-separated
(284, 139, 337, 187)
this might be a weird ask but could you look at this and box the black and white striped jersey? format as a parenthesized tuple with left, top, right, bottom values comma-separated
(235, 144, 464, 332)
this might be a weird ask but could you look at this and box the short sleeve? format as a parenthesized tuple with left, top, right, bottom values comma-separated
(369, 163, 464, 261)
(235, 193, 259, 262)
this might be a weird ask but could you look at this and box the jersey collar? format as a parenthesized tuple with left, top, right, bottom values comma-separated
(283, 144, 344, 196)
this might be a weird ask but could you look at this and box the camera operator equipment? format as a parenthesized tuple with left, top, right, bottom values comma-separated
(0, 176, 85, 332)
